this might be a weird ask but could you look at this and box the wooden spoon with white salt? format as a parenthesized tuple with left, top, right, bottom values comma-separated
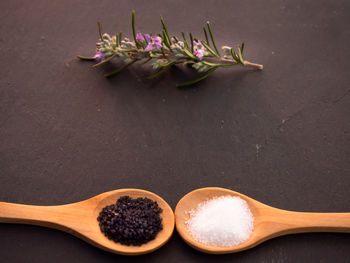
(175, 187, 350, 254)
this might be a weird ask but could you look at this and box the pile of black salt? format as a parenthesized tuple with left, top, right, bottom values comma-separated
(97, 196, 163, 246)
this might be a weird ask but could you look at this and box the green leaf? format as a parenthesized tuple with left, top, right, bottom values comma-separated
(148, 67, 168, 79)
(161, 32, 167, 46)
(162, 29, 172, 50)
(160, 16, 170, 40)
(189, 33, 194, 53)
(206, 21, 220, 56)
(237, 45, 244, 64)
(118, 32, 122, 46)
(203, 27, 209, 45)
(132, 10, 141, 49)
(160, 17, 172, 50)
(183, 48, 196, 59)
(241, 42, 245, 54)
(147, 60, 175, 79)
(230, 47, 235, 57)
(177, 67, 218, 87)
(92, 53, 118, 68)
(192, 62, 207, 71)
(160, 60, 176, 67)
(181, 32, 189, 49)
(230, 48, 239, 62)
(104, 59, 138, 77)
(183, 60, 195, 66)
(115, 35, 119, 47)
(77, 55, 96, 61)
(97, 22, 103, 41)
(202, 41, 219, 57)
(202, 61, 235, 68)
(142, 33, 149, 45)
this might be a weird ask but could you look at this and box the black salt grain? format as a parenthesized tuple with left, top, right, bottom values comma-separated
(97, 196, 163, 246)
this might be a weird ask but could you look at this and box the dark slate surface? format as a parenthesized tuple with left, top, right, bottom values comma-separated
(1, 0, 349, 262)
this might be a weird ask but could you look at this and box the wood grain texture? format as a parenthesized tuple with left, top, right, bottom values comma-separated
(175, 187, 350, 254)
(0, 189, 175, 255)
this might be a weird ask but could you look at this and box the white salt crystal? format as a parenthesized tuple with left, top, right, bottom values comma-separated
(186, 195, 254, 247)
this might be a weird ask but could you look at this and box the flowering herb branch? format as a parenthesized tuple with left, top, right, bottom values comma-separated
(78, 11, 263, 87)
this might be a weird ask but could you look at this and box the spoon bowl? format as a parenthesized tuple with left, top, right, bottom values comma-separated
(0, 189, 175, 255)
(175, 187, 350, 254)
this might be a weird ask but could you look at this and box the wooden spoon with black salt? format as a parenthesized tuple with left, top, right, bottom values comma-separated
(0, 189, 174, 255)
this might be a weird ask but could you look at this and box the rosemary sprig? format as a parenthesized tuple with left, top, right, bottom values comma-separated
(78, 11, 263, 87)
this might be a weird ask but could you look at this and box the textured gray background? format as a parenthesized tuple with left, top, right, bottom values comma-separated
(1, 0, 350, 262)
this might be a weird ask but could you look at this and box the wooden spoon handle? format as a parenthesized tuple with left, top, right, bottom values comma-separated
(270, 209, 350, 235)
(0, 202, 68, 227)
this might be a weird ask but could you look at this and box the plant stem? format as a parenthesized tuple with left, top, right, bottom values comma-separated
(208, 57, 263, 70)
(243, 61, 263, 70)
(77, 55, 96, 60)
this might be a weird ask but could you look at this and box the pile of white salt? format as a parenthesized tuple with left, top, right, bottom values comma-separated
(186, 195, 254, 247)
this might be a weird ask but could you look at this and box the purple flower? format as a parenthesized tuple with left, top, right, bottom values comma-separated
(144, 36, 162, 51)
(136, 33, 151, 43)
(136, 32, 144, 42)
(145, 34, 151, 42)
(152, 36, 162, 47)
(144, 44, 153, 51)
(193, 40, 204, 60)
(93, 51, 105, 61)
